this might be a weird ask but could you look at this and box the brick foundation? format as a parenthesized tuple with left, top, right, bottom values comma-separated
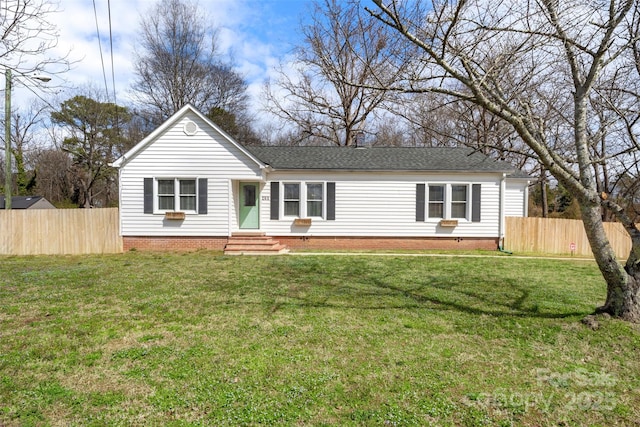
(123, 236, 228, 251)
(275, 236, 499, 251)
(123, 235, 499, 252)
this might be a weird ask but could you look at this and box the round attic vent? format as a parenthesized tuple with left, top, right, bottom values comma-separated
(183, 120, 198, 136)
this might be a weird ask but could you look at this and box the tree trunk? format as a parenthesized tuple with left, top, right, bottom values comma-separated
(541, 178, 548, 218)
(581, 203, 640, 322)
(570, 83, 640, 321)
(83, 186, 92, 208)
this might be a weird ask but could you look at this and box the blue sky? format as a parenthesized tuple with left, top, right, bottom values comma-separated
(42, 0, 315, 116)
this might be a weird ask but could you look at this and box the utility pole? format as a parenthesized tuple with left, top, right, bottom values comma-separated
(4, 68, 12, 210)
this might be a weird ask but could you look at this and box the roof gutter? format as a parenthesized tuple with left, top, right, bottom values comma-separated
(262, 168, 516, 174)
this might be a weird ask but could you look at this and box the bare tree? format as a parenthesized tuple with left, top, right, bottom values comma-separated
(31, 148, 73, 206)
(264, 0, 400, 146)
(0, 100, 49, 195)
(362, 0, 640, 321)
(131, 0, 249, 128)
(9, 101, 50, 195)
(0, 0, 71, 76)
(1, 0, 72, 206)
(588, 35, 640, 223)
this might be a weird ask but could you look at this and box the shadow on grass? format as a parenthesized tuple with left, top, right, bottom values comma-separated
(272, 275, 587, 320)
(369, 277, 585, 319)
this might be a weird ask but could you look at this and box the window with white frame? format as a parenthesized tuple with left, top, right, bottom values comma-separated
(158, 179, 176, 211)
(306, 183, 323, 217)
(428, 185, 445, 218)
(156, 178, 197, 212)
(279, 182, 326, 218)
(271, 181, 335, 221)
(451, 185, 468, 219)
(283, 183, 300, 216)
(423, 183, 471, 220)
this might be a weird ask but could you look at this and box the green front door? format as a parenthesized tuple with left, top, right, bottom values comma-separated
(239, 182, 260, 229)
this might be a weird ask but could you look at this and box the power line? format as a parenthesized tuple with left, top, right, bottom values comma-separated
(92, 0, 110, 101)
(18, 82, 56, 111)
(107, 0, 117, 107)
(106, 0, 121, 137)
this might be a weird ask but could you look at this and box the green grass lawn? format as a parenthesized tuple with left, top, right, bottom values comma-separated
(1, 252, 638, 426)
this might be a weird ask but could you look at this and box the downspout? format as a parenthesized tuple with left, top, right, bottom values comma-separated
(227, 179, 232, 237)
(498, 173, 512, 254)
(118, 167, 123, 243)
(108, 161, 123, 250)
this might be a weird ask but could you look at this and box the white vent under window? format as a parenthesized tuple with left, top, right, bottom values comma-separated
(183, 120, 198, 136)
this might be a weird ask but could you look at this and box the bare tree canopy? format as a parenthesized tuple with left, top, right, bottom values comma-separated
(0, 0, 71, 76)
(1, 0, 72, 210)
(362, 0, 640, 321)
(131, 0, 249, 127)
(264, 0, 401, 146)
(0, 100, 51, 197)
(31, 148, 73, 205)
(9, 102, 50, 196)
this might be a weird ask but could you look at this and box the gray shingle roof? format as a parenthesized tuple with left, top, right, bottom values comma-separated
(247, 146, 527, 175)
(0, 195, 47, 209)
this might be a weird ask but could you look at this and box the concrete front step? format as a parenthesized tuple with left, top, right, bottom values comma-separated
(224, 234, 289, 255)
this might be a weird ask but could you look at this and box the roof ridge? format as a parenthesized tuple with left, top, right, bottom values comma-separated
(245, 145, 526, 175)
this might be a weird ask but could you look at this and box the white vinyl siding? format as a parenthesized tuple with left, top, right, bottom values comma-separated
(505, 180, 529, 217)
(262, 172, 504, 237)
(118, 111, 263, 236)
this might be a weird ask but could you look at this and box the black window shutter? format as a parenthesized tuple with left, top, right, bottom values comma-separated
(270, 181, 279, 220)
(326, 182, 336, 220)
(416, 183, 426, 221)
(472, 184, 481, 222)
(198, 178, 208, 214)
(143, 178, 153, 214)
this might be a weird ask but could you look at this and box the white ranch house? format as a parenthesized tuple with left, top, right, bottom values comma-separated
(112, 104, 530, 253)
